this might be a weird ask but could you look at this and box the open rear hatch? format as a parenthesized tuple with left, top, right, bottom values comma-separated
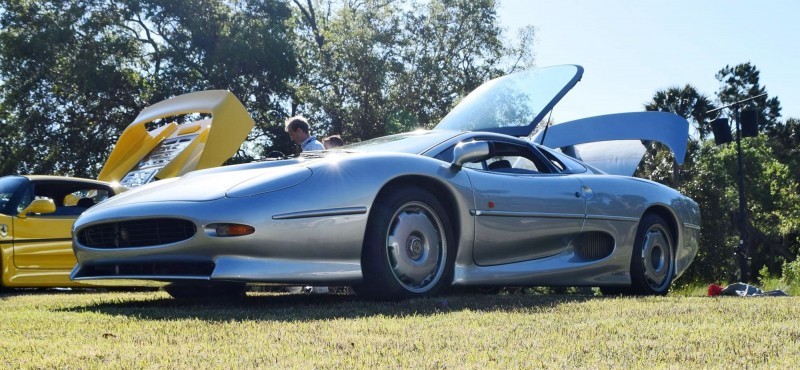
(97, 90, 255, 188)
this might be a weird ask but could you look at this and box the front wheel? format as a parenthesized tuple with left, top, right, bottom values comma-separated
(629, 214, 675, 295)
(356, 186, 455, 300)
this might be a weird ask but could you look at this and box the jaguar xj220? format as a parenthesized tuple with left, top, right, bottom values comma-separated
(70, 65, 701, 299)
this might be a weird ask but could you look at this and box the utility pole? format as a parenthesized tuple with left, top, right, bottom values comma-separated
(706, 93, 765, 283)
(732, 106, 750, 282)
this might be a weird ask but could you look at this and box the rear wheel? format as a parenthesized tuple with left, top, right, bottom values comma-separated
(356, 186, 455, 300)
(600, 214, 675, 296)
(629, 214, 674, 295)
(164, 282, 247, 302)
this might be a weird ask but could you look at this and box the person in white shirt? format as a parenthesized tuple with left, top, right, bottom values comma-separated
(285, 115, 324, 152)
(283, 116, 328, 295)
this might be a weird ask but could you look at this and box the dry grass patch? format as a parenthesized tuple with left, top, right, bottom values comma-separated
(1, 289, 798, 368)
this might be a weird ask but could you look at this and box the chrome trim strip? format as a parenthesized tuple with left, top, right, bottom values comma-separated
(272, 206, 368, 220)
(683, 223, 701, 230)
(470, 210, 584, 219)
(585, 214, 639, 223)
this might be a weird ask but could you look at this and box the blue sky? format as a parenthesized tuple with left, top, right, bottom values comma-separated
(497, 0, 800, 123)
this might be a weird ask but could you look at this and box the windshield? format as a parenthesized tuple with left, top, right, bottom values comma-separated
(342, 130, 463, 155)
(0, 176, 27, 215)
(434, 65, 583, 137)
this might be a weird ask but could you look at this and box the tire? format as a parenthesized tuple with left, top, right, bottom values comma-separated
(355, 186, 455, 300)
(629, 214, 675, 295)
(164, 282, 247, 302)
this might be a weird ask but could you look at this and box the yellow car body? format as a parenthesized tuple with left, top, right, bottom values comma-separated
(0, 90, 254, 288)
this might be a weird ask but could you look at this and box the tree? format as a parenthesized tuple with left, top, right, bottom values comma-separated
(0, 0, 146, 177)
(639, 85, 716, 189)
(645, 85, 715, 140)
(288, 0, 521, 143)
(0, 0, 298, 176)
(115, 0, 298, 159)
(715, 62, 781, 133)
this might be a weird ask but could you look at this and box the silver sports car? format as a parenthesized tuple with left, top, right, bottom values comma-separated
(71, 65, 701, 300)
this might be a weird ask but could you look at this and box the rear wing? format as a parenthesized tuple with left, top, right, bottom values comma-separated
(531, 111, 689, 176)
(97, 90, 255, 187)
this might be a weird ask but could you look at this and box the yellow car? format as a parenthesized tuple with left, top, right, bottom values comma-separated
(0, 90, 254, 288)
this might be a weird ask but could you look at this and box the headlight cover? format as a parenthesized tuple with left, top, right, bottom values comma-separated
(225, 166, 312, 198)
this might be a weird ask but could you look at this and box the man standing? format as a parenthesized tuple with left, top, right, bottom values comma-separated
(285, 115, 324, 152)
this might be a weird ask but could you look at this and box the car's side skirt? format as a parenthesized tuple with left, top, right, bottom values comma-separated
(453, 251, 631, 287)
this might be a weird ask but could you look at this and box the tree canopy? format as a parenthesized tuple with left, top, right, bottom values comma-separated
(1, 2, 798, 286)
(1, 0, 527, 169)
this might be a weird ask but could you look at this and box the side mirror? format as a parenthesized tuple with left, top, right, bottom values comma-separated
(17, 198, 56, 218)
(451, 141, 493, 170)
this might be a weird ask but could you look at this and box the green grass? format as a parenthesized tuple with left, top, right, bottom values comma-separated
(1, 289, 799, 368)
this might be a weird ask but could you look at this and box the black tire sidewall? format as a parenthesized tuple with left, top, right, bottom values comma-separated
(630, 214, 674, 295)
(357, 186, 455, 300)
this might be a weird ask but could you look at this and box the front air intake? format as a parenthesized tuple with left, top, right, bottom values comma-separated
(78, 218, 196, 248)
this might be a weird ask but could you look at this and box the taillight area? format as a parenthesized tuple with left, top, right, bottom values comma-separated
(204, 223, 255, 237)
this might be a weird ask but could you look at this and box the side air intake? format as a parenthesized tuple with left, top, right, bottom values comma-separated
(576, 232, 614, 261)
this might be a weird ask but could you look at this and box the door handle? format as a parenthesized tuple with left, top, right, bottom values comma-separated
(579, 186, 593, 200)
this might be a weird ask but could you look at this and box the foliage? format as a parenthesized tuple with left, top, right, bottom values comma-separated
(768, 117, 800, 183)
(1, 0, 525, 171)
(781, 257, 800, 292)
(716, 62, 781, 133)
(645, 85, 716, 140)
(0, 0, 297, 176)
(0, 0, 147, 177)
(288, 0, 518, 144)
(2, 290, 800, 368)
(121, 0, 298, 159)
(757, 258, 800, 296)
(643, 62, 800, 284)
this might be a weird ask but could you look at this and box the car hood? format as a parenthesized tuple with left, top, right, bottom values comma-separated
(433, 65, 583, 137)
(89, 159, 311, 211)
(96, 90, 255, 188)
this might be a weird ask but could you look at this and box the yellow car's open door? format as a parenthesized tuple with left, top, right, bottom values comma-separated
(97, 90, 255, 187)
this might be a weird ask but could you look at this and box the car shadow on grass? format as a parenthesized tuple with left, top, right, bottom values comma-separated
(50, 289, 603, 322)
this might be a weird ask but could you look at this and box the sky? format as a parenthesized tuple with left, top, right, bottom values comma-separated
(496, 0, 800, 123)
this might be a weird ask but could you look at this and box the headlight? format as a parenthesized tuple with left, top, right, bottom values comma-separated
(225, 166, 312, 197)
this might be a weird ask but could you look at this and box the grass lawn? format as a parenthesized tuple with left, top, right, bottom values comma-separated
(1, 289, 798, 368)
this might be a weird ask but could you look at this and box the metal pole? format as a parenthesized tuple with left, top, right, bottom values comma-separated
(733, 107, 749, 282)
(705, 93, 765, 283)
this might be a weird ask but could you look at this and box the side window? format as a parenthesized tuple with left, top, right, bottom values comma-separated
(433, 139, 553, 174)
(63, 189, 111, 208)
(29, 181, 113, 216)
(539, 146, 587, 174)
(484, 141, 550, 174)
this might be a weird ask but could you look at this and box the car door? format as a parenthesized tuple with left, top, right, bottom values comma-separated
(12, 180, 113, 270)
(12, 213, 75, 270)
(466, 140, 587, 266)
